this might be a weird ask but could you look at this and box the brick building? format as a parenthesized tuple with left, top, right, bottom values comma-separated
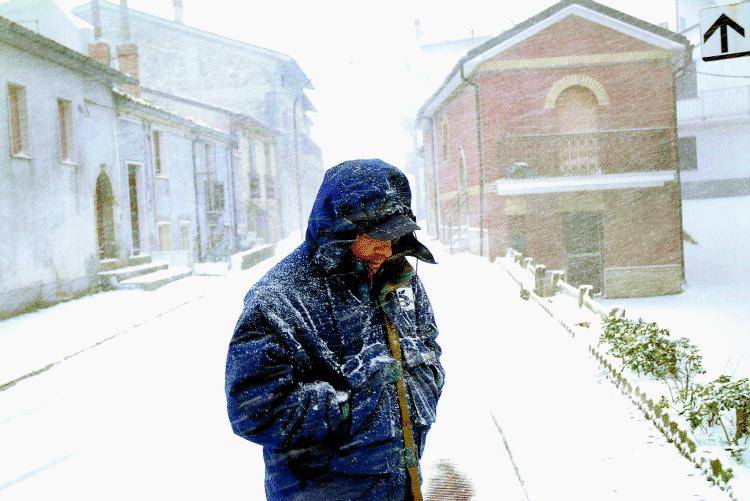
(417, 0, 691, 298)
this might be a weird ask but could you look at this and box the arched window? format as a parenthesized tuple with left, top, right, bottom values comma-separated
(555, 86, 601, 175)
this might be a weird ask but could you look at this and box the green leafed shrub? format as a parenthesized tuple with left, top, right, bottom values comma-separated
(680, 376, 750, 449)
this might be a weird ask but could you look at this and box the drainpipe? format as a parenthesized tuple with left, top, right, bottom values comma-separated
(292, 94, 304, 238)
(428, 118, 442, 237)
(228, 124, 240, 251)
(190, 138, 203, 262)
(460, 64, 486, 257)
(672, 46, 692, 284)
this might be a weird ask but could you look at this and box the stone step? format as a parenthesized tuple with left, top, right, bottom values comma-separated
(98, 261, 169, 288)
(127, 254, 152, 266)
(98, 258, 121, 272)
(116, 266, 193, 291)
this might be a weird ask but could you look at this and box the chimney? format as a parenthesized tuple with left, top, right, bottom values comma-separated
(117, 43, 140, 96)
(116, 0, 138, 96)
(88, 41, 111, 67)
(120, 0, 130, 42)
(92, 0, 102, 39)
(173, 0, 184, 24)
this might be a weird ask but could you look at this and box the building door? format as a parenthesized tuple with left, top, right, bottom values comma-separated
(563, 211, 603, 293)
(95, 171, 116, 259)
(128, 164, 140, 256)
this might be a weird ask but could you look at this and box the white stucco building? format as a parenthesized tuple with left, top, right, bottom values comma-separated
(674, 0, 750, 198)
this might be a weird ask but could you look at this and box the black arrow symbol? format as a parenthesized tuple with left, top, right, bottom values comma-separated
(704, 13, 745, 54)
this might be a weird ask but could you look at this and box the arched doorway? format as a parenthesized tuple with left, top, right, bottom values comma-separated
(95, 171, 117, 259)
(556, 85, 600, 175)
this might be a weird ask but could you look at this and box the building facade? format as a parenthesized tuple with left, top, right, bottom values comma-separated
(0, 13, 277, 318)
(673, 0, 750, 199)
(138, 87, 283, 248)
(0, 16, 133, 317)
(72, 0, 324, 236)
(417, 0, 690, 298)
(114, 92, 236, 266)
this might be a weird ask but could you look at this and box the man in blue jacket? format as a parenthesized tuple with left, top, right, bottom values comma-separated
(225, 159, 444, 500)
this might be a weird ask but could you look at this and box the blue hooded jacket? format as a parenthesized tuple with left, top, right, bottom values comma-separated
(225, 159, 444, 499)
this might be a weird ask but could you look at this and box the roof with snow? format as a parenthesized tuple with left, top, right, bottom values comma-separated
(71, 1, 313, 90)
(140, 86, 281, 136)
(0, 14, 134, 84)
(416, 0, 690, 126)
(113, 90, 232, 143)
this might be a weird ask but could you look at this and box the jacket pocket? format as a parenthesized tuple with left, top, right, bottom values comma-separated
(401, 337, 443, 427)
(339, 352, 400, 450)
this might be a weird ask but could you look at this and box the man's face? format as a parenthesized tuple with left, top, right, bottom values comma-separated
(351, 233, 393, 273)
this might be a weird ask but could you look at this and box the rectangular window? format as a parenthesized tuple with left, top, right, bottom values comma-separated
(179, 222, 190, 250)
(249, 161, 261, 198)
(153, 130, 163, 174)
(204, 143, 213, 174)
(157, 222, 171, 251)
(57, 98, 75, 162)
(678, 136, 698, 171)
(263, 141, 275, 199)
(8, 83, 29, 156)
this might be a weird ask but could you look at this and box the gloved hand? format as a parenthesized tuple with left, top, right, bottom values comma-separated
(334, 390, 350, 421)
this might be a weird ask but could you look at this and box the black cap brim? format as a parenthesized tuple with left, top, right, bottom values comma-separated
(367, 214, 421, 240)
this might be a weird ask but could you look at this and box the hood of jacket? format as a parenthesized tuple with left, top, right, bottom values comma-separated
(304, 158, 435, 271)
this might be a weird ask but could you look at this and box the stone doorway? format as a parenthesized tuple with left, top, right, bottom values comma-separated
(95, 171, 117, 259)
(127, 164, 141, 256)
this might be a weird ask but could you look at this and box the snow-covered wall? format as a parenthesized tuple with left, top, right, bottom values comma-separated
(0, 42, 120, 317)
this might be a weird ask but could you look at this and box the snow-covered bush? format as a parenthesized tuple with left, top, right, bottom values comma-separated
(669, 337, 706, 396)
(600, 311, 675, 379)
(600, 312, 706, 404)
(681, 375, 750, 460)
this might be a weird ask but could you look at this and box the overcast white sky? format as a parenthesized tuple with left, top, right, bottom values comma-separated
(53, 0, 677, 168)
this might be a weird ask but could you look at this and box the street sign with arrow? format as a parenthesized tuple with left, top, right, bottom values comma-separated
(700, 1, 750, 61)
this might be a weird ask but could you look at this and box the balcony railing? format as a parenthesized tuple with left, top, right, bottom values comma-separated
(677, 85, 750, 121)
(498, 128, 675, 179)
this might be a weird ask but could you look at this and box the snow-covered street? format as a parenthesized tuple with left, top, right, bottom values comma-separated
(419, 240, 721, 500)
(0, 233, 724, 500)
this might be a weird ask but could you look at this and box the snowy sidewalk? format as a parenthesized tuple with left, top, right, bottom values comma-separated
(417, 239, 722, 500)
(0, 236, 299, 390)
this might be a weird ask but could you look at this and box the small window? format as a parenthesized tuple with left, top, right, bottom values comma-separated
(678, 136, 698, 171)
(263, 141, 275, 199)
(8, 83, 29, 156)
(204, 143, 214, 174)
(206, 180, 225, 211)
(153, 130, 163, 174)
(249, 162, 261, 198)
(157, 222, 171, 251)
(179, 222, 191, 250)
(57, 98, 75, 162)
